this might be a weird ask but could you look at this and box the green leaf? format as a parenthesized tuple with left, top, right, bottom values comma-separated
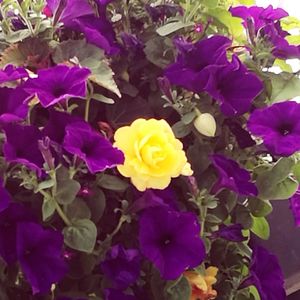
(201, 0, 218, 8)
(207, 8, 244, 38)
(92, 93, 114, 104)
(256, 158, 297, 200)
(273, 59, 293, 73)
(269, 73, 300, 103)
(34, 179, 55, 193)
(53, 40, 120, 97)
(172, 121, 192, 138)
(1, 29, 32, 43)
(281, 16, 300, 31)
(234, 204, 253, 229)
(286, 35, 300, 45)
(250, 216, 270, 240)
(85, 188, 106, 223)
(42, 197, 56, 221)
(55, 166, 81, 205)
(96, 174, 129, 192)
(63, 219, 97, 253)
(66, 198, 91, 221)
(249, 285, 261, 300)
(248, 198, 273, 217)
(181, 111, 197, 125)
(156, 20, 194, 36)
(164, 276, 191, 300)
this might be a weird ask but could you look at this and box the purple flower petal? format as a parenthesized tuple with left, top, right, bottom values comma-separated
(139, 207, 205, 280)
(289, 187, 300, 227)
(0, 179, 10, 213)
(17, 222, 67, 294)
(3, 124, 44, 175)
(63, 122, 124, 174)
(242, 245, 286, 300)
(0, 64, 28, 84)
(0, 87, 29, 123)
(247, 101, 300, 156)
(210, 154, 258, 196)
(212, 224, 247, 242)
(0, 203, 35, 264)
(101, 244, 141, 289)
(23, 65, 90, 108)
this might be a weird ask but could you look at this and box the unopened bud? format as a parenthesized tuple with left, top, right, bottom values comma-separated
(193, 113, 216, 137)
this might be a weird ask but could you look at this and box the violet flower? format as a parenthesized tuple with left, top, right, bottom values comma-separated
(212, 224, 247, 242)
(165, 35, 231, 93)
(0, 179, 10, 213)
(247, 101, 300, 156)
(3, 124, 44, 175)
(139, 207, 205, 280)
(289, 187, 300, 227)
(23, 65, 90, 108)
(242, 245, 286, 300)
(210, 154, 258, 196)
(100, 244, 141, 289)
(204, 56, 263, 116)
(0, 64, 28, 84)
(0, 87, 29, 124)
(63, 122, 124, 174)
(16, 222, 68, 294)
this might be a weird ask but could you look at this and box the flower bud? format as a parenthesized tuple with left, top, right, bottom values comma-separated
(193, 113, 216, 137)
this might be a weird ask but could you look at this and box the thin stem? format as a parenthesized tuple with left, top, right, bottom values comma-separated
(54, 201, 72, 226)
(84, 97, 91, 122)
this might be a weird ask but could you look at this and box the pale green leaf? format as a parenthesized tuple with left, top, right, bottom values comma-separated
(157, 20, 194, 36)
(251, 216, 270, 240)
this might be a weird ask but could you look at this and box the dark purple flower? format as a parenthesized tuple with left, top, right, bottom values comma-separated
(130, 188, 179, 213)
(242, 246, 286, 300)
(247, 101, 300, 156)
(212, 224, 247, 242)
(101, 244, 140, 289)
(23, 65, 90, 108)
(165, 35, 231, 93)
(289, 187, 300, 227)
(43, 110, 82, 145)
(0, 65, 28, 84)
(230, 5, 288, 32)
(0, 87, 29, 123)
(210, 154, 258, 196)
(104, 289, 138, 300)
(205, 56, 263, 116)
(17, 222, 67, 294)
(0, 203, 35, 264)
(0, 179, 10, 213)
(63, 122, 124, 174)
(145, 3, 183, 22)
(139, 207, 205, 280)
(225, 119, 256, 149)
(3, 124, 44, 175)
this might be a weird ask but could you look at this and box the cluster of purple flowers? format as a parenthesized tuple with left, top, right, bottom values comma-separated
(0, 0, 298, 300)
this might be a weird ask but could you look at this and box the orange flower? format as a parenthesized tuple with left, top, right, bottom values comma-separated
(184, 267, 218, 300)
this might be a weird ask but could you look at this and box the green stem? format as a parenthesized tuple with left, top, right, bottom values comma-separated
(200, 205, 207, 237)
(84, 97, 91, 122)
(54, 201, 72, 226)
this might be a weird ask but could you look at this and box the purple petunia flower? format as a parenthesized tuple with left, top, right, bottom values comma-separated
(212, 224, 247, 242)
(0, 64, 28, 84)
(23, 65, 90, 108)
(230, 5, 288, 32)
(43, 110, 82, 145)
(204, 56, 263, 116)
(104, 289, 138, 300)
(16, 222, 67, 294)
(0, 203, 35, 264)
(0, 87, 29, 123)
(101, 244, 141, 289)
(242, 245, 286, 300)
(247, 101, 300, 156)
(210, 154, 258, 196)
(130, 188, 179, 213)
(139, 207, 205, 280)
(165, 35, 231, 93)
(3, 124, 44, 175)
(230, 5, 300, 59)
(0, 179, 10, 213)
(225, 119, 256, 149)
(63, 122, 124, 174)
(289, 187, 300, 227)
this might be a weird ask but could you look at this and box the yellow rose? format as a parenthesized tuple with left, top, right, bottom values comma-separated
(113, 118, 193, 191)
